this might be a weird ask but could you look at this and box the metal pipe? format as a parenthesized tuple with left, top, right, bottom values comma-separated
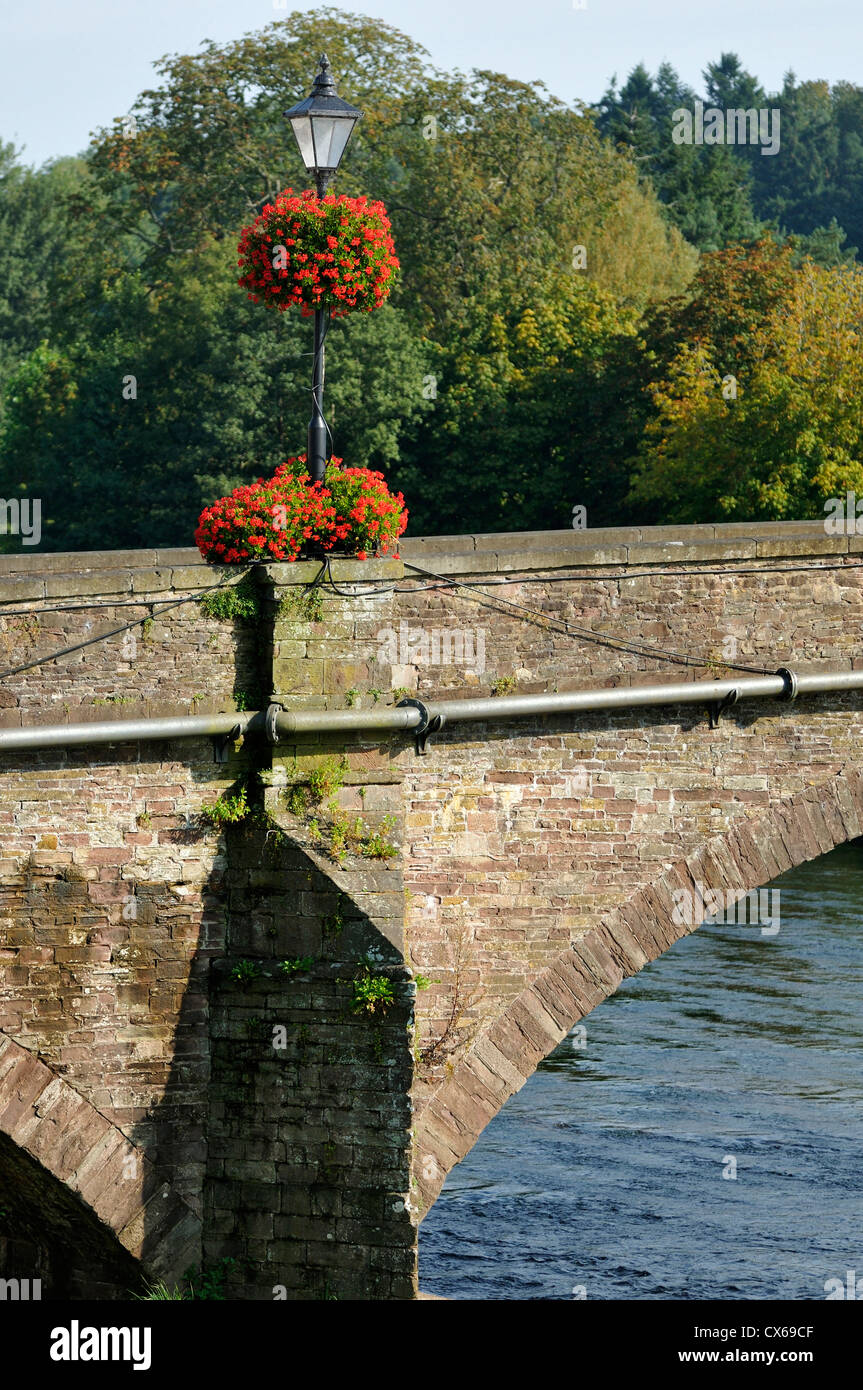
(0, 711, 266, 752)
(422, 676, 786, 722)
(1, 667, 862, 753)
(275, 707, 420, 734)
(413, 669, 863, 724)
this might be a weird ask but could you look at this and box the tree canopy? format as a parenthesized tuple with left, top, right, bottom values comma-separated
(2, 13, 863, 546)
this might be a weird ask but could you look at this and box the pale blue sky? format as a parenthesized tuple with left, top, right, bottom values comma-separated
(0, 0, 857, 168)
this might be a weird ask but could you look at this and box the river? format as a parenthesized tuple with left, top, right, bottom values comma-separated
(419, 840, 863, 1300)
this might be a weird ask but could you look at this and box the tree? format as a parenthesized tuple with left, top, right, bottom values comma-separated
(0, 8, 697, 547)
(594, 58, 762, 251)
(630, 251, 863, 522)
(0, 147, 90, 406)
(0, 242, 431, 550)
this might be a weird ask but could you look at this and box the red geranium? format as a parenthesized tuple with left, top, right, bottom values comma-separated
(195, 455, 408, 563)
(237, 190, 400, 318)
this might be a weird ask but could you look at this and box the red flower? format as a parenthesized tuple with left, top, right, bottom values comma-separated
(195, 457, 408, 566)
(237, 191, 399, 319)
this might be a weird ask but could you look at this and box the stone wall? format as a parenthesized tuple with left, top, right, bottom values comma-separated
(0, 522, 861, 1292)
(384, 524, 863, 1211)
(0, 548, 417, 1298)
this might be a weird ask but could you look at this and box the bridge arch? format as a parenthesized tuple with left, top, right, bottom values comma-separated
(413, 767, 863, 1215)
(0, 1035, 200, 1293)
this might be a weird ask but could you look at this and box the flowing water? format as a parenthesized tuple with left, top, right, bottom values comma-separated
(419, 841, 863, 1300)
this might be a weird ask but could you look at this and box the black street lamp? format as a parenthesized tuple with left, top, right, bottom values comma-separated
(285, 55, 364, 484)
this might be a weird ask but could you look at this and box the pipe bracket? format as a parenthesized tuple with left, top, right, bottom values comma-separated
(706, 687, 739, 729)
(265, 704, 283, 745)
(212, 724, 242, 763)
(775, 667, 799, 702)
(397, 698, 446, 756)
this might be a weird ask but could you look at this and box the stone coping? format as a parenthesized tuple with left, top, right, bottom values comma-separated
(0, 521, 856, 602)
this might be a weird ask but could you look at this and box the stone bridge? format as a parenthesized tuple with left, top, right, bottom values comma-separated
(1, 519, 862, 1300)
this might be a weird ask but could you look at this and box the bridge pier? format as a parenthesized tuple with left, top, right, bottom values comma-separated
(200, 558, 417, 1299)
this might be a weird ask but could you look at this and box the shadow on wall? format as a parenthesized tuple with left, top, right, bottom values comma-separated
(130, 808, 414, 1301)
(0, 1130, 146, 1299)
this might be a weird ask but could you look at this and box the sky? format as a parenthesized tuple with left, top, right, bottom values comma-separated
(0, 0, 858, 168)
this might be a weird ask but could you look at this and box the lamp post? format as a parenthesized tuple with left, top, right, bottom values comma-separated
(284, 54, 363, 484)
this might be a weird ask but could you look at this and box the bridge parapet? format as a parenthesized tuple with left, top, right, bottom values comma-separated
(0, 521, 862, 1296)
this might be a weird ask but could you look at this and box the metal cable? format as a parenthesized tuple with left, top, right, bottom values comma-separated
(402, 560, 776, 675)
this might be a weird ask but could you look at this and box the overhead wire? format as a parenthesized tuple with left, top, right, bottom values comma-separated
(0, 546, 856, 684)
(401, 560, 777, 675)
(0, 570, 248, 682)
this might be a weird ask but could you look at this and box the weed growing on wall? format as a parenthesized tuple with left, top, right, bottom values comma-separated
(350, 961, 395, 1016)
(198, 572, 261, 623)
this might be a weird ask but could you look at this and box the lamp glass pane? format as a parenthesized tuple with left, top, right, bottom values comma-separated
(310, 115, 338, 169)
(311, 115, 356, 170)
(326, 119, 356, 168)
(290, 116, 316, 170)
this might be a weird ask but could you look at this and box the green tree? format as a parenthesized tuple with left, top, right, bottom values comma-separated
(0, 147, 91, 404)
(630, 251, 863, 522)
(0, 8, 697, 547)
(0, 239, 430, 550)
(594, 58, 762, 251)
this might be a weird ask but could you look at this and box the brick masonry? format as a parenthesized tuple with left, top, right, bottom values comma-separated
(0, 522, 861, 1294)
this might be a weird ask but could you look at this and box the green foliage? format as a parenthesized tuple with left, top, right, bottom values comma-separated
(0, 10, 696, 549)
(305, 756, 349, 803)
(0, 148, 91, 406)
(490, 676, 517, 696)
(183, 1259, 237, 1300)
(631, 244, 863, 521)
(279, 584, 324, 624)
(199, 573, 261, 622)
(360, 814, 398, 860)
(5, 16, 863, 540)
(350, 961, 396, 1016)
(280, 956, 314, 977)
(594, 58, 762, 254)
(328, 809, 365, 864)
(132, 1279, 185, 1301)
(230, 959, 262, 988)
(322, 901, 346, 938)
(286, 783, 309, 817)
(414, 974, 432, 990)
(283, 757, 391, 863)
(200, 787, 249, 826)
(344, 688, 359, 708)
(132, 1258, 238, 1300)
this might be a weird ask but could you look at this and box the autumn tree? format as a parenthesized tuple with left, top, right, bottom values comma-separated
(630, 248, 863, 521)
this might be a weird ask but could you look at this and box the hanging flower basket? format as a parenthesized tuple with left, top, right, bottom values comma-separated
(195, 455, 408, 564)
(237, 189, 400, 318)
